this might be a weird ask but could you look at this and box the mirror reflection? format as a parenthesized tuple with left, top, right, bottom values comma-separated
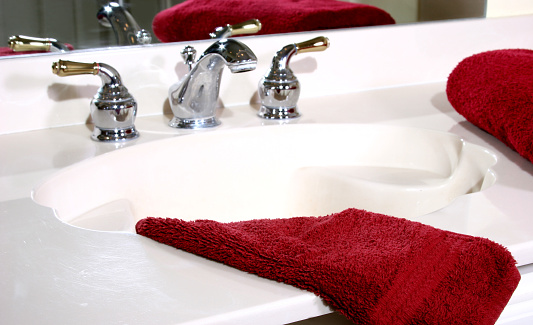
(1, 0, 488, 56)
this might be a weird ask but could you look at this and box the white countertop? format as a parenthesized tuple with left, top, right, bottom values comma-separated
(2, 16, 533, 324)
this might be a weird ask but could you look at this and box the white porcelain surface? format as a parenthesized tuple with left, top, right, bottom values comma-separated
(33, 124, 497, 232)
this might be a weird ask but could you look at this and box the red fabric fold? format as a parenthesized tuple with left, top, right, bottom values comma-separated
(136, 208, 520, 324)
(0, 44, 74, 57)
(447, 49, 533, 164)
(152, 0, 395, 43)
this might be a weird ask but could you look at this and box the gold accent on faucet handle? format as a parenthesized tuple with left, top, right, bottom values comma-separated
(295, 36, 330, 54)
(8, 35, 52, 52)
(230, 19, 262, 36)
(52, 60, 98, 77)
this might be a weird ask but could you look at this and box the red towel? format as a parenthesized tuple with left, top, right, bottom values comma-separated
(447, 49, 533, 164)
(152, 0, 395, 43)
(0, 44, 74, 57)
(136, 208, 520, 324)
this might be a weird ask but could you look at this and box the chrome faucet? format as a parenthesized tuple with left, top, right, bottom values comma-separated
(52, 60, 139, 142)
(258, 36, 329, 119)
(97, 2, 151, 46)
(168, 39, 257, 128)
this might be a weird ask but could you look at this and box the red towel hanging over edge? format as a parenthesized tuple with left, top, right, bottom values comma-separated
(136, 208, 520, 324)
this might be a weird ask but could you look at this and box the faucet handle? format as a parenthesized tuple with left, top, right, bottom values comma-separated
(229, 19, 262, 36)
(52, 60, 98, 76)
(258, 36, 330, 120)
(295, 36, 330, 54)
(135, 29, 152, 45)
(52, 60, 139, 142)
(180, 46, 197, 71)
(8, 35, 70, 53)
(210, 19, 262, 39)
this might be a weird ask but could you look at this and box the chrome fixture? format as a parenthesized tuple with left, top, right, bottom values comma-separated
(97, 2, 152, 46)
(8, 35, 70, 53)
(180, 45, 197, 72)
(52, 60, 139, 142)
(168, 39, 257, 129)
(258, 36, 329, 119)
(209, 19, 262, 39)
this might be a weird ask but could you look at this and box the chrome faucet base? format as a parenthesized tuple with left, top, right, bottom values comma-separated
(168, 116, 220, 129)
(52, 60, 140, 143)
(258, 37, 329, 120)
(258, 106, 300, 119)
(92, 127, 139, 142)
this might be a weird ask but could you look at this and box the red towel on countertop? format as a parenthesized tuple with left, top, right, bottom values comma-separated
(152, 0, 395, 43)
(136, 208, 520, 324)
(447, 49, 533, 164)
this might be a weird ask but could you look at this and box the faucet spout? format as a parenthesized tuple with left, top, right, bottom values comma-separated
(97, 2, 151, 45)
(199, 39, 258, 73)
(168, 39, 257, 129)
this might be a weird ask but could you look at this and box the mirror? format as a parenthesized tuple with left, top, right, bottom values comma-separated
(0, 0, 500, 57)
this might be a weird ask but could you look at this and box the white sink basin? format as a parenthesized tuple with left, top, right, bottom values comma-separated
(32, 124, 497, 232)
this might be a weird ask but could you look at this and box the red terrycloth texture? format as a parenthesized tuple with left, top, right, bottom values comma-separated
(136, 208, 520, 324)
(152, 0, 395, 42)
(0, 44, 74, 56)
(447, 49, 533, 164)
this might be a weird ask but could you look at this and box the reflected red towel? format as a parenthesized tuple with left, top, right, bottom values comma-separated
(152, 0, 395, 43)
(136, 208, 520, 324)
(447, 49, 533, 164)
(0, 44, 74, 57)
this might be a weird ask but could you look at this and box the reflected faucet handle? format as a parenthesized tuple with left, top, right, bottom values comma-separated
(209, 19, 262, 39)
(52, 60, 139, 142)
(135, 29, 152, 45)
(229, 19, 262, 36)
(258, 36, 330, 120)
(8, 35, 70, 53)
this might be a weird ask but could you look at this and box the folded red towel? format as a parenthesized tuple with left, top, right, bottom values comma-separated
(152, 0, 395, 43)
(136, 208, 520, 324)
(447, 49, 533, 164)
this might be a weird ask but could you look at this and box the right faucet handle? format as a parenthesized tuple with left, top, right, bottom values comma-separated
(295, 36, 330, 54)
(258, 36, 330, 120)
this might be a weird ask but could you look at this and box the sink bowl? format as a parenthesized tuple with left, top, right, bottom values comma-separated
(32, 124, 497, 232)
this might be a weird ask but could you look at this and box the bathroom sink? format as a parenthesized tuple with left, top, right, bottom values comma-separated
(32, 124, 497, 232)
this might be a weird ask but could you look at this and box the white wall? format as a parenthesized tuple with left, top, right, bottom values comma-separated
(342, 0, 486, 23)
(487, 0, 533, 17)
(341, 0, 419, 24)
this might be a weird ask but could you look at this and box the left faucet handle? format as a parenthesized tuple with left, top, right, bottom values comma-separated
(9, 35, 70, 53)
(51, 59, 139, 142)
(52, 60, 98, 77)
